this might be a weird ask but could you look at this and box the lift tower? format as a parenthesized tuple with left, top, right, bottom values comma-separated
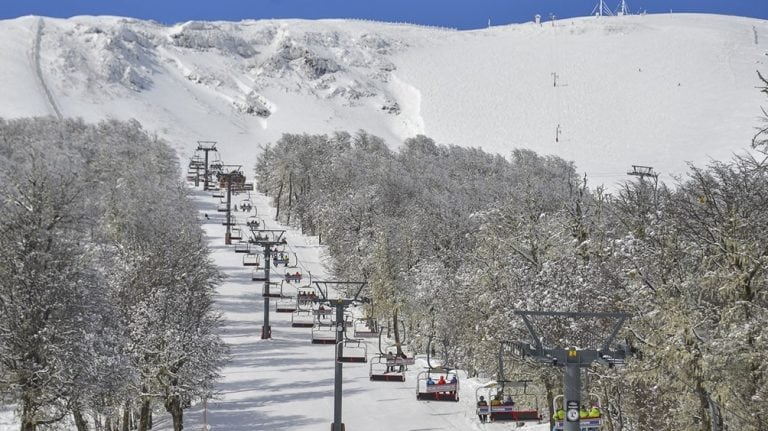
(513, 310, 630, 431)
(315, 281, 368, 431)
(196, 141, 217, 191)
(248, 229, 287, 340)
(218, 166, 243, 244)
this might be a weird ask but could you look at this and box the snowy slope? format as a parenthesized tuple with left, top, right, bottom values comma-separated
(0, 14, 766, 189)
(4, 13, 763, 429)
(169, 189, 552, 431)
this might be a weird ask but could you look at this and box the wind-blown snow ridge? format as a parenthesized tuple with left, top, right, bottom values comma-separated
(0, 13, 766, 189)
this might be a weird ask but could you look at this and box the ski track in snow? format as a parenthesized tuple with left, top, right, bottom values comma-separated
(32, 17, 62, 120)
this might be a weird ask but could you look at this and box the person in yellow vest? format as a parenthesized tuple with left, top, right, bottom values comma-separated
(579, 405, 589, 419)
(490, 395, 502, 421)
(552, 408, 565, 421)
(588, 404, 601, 418)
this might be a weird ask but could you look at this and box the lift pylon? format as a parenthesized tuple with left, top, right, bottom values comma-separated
(512, 310, 630, 431)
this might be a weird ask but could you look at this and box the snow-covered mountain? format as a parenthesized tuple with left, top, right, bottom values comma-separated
(1, 13, 766, 188)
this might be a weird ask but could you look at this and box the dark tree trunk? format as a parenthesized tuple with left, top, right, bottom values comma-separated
(164, 395, 184, 431)
(393, 308, 402, 357)
(73, 408, 89, 431)
(137, 396, 151, 431)
(122, 401, 131, 431)
(21, 397, 36, 431)
(286, 172, 293, 224)
(274, 180, 283, 221)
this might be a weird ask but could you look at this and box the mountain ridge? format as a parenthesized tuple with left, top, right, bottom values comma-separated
(1, 13, 766, 189)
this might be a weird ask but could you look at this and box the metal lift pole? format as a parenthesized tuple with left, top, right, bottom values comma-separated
(262, 246, 272, 339)
(315, 281, 368, 431)
(333, 303, 345, 431)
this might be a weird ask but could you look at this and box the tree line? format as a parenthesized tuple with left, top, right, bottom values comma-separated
(254, 77, 768, 430)
(0, 118, 226, 431)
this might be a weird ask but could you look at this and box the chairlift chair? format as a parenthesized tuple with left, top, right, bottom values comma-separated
(212, 189, 225, 199)
(222, 216, 237, 226)
(291, 310, 315, 327)
(216, 202, 228, 212)
(272, 252, 291, 267)
(242, 252, 260, 267)
(230, 226, 242, 241)
(352, 318, 379, 338)
(416, 370, 459, 402)
(276, 296, 297, 313)
(552, 394, 603, 431)
(475, 380, 542, 423)
(337, 339, 368, 363)
(297, 290, 317, 309)
(311, 324, 337, 345)
(261, 282, 282, 298)
(284, 271, 302, 283)
(246, 216, 261, 228)
(369, 355, 406, 382)
(234, 241, 250, 253)
(251, 268, 266, 282)
(314, 306, 334, 323)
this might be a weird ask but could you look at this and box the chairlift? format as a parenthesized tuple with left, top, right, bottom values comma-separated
(369, 355, 406, 382)
(475, 380, 542, 423)
(212, 189, 225, 199)
(291, 309, 315, 327)
(276, 296, 297, 313)
(297, 290, 317, 309)
(230, 226, 242, 241)
(416, 369, 459, 402)
(246, 216, 262, 228)
(216, 202, 228, 212)
(314, 306, 334, 322)
(234, 241, 250, 253)
(337, 339, 368, 363)
(242, 252, 261, 267)
(272, 252, 296, 267)
(552, 394, 603, 431)
(352, 318, 379, 338)
(311, 324, 337, 345)
(221, 216, 237, 226)
(239, 199, 253, 212)
(261, 282, 282, 298)
(251, 268, 266, 282)
(284, 271, 302, 283)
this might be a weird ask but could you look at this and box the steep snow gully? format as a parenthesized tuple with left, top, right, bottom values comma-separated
(32, 18, 61, 120)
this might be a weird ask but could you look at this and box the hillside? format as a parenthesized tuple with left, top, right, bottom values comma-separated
(0, 13, 766, 188)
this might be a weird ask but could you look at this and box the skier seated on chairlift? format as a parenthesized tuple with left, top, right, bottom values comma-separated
(385, 351, 395, 372)
(477, 396, 489, 423)
(489, 394, 502, 421)
(588, 404, 601, 418)
(396, 351, 408, 372)
(552, 407, 565, 421)
(503, 395, 515, 406)
(318, 304, 327, 319)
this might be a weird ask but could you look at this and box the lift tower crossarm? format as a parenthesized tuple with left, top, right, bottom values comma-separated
(513, 310, 631, 431)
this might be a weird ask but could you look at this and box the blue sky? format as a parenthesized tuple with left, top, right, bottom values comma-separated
(0, 0, 765, 29)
